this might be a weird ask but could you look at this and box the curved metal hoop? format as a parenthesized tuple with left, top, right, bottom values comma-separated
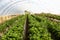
(1, 0, 25, 15)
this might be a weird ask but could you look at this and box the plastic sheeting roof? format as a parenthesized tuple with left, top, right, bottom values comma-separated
(0, 0, 60, 16)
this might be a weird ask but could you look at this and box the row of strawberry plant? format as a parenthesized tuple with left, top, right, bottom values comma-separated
(1, 16, 25, 40)
(28, 15, 53, 40)
(36, 13, 60, 20)
(0, 15, 23, 32)
(33, 14, 60, 40)
(47, 18, 60, 40)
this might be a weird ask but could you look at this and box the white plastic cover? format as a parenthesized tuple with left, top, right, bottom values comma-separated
(0, 0, 60, 16)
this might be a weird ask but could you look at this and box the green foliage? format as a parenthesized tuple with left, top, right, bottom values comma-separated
(0, 16, 23, 32)
(1, 13, 60, 40)
(1, 16, 25, 40)
(28, 15, 53, 40)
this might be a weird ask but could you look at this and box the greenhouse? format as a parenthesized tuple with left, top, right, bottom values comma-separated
(0, 0, 60, 40)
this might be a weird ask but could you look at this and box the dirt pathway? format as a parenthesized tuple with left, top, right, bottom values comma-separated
(47, 17, 60, 22)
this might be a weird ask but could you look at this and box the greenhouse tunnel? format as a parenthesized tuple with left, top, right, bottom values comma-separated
(0, 0, 60, 40)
